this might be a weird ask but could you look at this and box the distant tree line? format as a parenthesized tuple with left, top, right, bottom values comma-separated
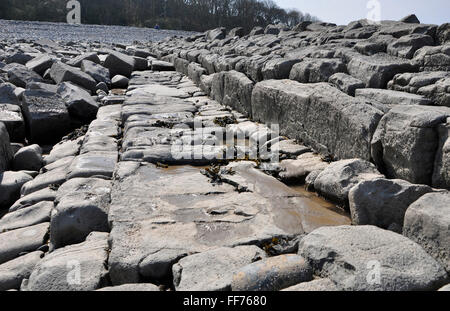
(0, 0, 319, 32)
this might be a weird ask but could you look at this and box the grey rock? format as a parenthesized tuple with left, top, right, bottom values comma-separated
(438, 284, 450, 291)
(0, 251, 43, 291)
(12, 144, 43, 171)
(413, 44, 450, 71)
(21, 89, 71, 143)
(0, 223, 49, 265)
(0, 201, 53, 232)
(403, 192, 450, 273)
(231, 255, 313, 291)
(387, 34, 434, 59)
(21, 167, 67, 196)
(0, 122, 13, 172)
(111, 75, 129, 89)
(133, 56, 149, 71)
(249, 26, 264, 36)
(50, 178, 111, 249)
(187, 63, 206, 85)
(0, 171, 33, 209)
(399, 14, 420, 24)
(9, 188, 56, 212)
(57, 82, 99, 120)
(371, 105, 450, 185)
(4, 52, 33, 65)
(432, 119, 450, 188)
(50, 61, 97, 93)
(24, 232, 109, 291)
(97, 283, 159, 291)
(206, 27, 226, 41)
(151, 60, 175, 71)
(173, 246, 266, 291)
(282, 278, 338, 291)
(44, 137, 83, 165)
(104, 51, 135, 78)
(355, 88, 432, 112)
(347, 53, 418, 88)
(26, 54, 54, 75)
(279, 153, 329, 182)
(298, 225, 449, 291)
(262, 58, 301, 80)
(314, 159, 383, 205)
(251, 80, 383, 161)
(228, 27, 244, 38)
(290, 58, 346, 83)
(328, 73, 365, 96)
(0, 83, 20, 105)
(349, 178, 433, 231)
(436, 23, 450, 45)
(80, 60, 111, 85)
(2, 63, 44, 88)
(67, 151, 117, 179)
(0, 104, 25, 142)
(66, 52, 100, 68)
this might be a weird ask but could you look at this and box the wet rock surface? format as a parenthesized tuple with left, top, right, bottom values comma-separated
(1, 16, 449, 292)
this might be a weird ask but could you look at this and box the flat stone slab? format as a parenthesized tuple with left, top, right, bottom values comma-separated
(0, 223, 49, 265)
(0, 251, 43, 291)
(67, 151, 118, 179)
(0, 201, 53, 232)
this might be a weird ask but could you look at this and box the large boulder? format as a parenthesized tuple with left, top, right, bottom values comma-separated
(413, 44, 450, 71)
(50, 178, 111, 250)
(57, 82, 99, 120)
(262, 58, 301, 80)
(387, 34, 434, 59)
(25, 54, 54, 76)
(23, 232, 109, 291)
(313, 159, 383, 205)
(2, 63, 44, 88)
(0, 122, 13, 172)
(103, 51, 135, 78)
(172, 246, 266, 291)
(0, 251, 43, 291)
(403, 192, 450, 273)
(299, 225, 449, 291)
(251, 80, 383, 161)
(211, 70, 254, 117)
(231, 255, 313, 291)
(328, 73, 365, 96)
(49, 62, 97, 93)
(347, 53, 418, 88)
(21, 89, 71, 143)
(371, 105, 450, 185)
(355, 88, 432, 112)
(0, 171, 33, 209)
(349, 178, 433, 231)
(80, 60, 111, 85)
(0, 104, 25, 142)
(12, 144, 43, 171)
(0, 201, 53, 232)
(289, 58, 347, 83)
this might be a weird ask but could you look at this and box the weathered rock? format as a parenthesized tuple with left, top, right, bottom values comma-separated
(12, 144, 43, 172)
(231, 255, 313, 291)
(111, 75, 129, 88)
(413, 44, 450, 72)
(44, 137, 83, 165)
(0, 171, 33, 209)
(23, 232, 109, 291)
(0, 104, 25, 142)
(206, 27, 226, 41)
(0, 251, 43, 291)
(21, 89, 71, 143)
(2, 63, 44, 88)
(187, 62, 206, 85)
(0, 201, 53, 232)
(262, 58, 301, 80)
(387, 34, 434, 59)
(355, 88, 432, 112)
(9, 188, 56, 212)
(4, 52, 33, 65)
(0, 223, 49, 265)
(21, 167, 67, 196)
(328, 73, 365, 96)
(399, 14, 420, 24)
(151, 60, 175, 71)
(251, 80, 383, 161)
(25, 54, 54, 75)
(432, 118, 450, 188)
(66, 52, 100, 68)
(349, 178, 433, 231)
(211, 70, 254, 117)
(403, 192, 450, 273)
(436, 23, 450, 45)
(290, 58, 346, 83)
(97, 284, 159, 291)
(347, 53, 418, 88)
(228, 27, 244, 38)
(0, 122, 13, 171)
(57, 82, 99, 120)
(282, 278, 338, 291)
(249, 26, 264, 36)
(298, 225, 449, 291)
(173, 246, 266, 291)
(67, 152, 117, 179)
(314, 159, 383, 205)
(104, 51, 135, 78)
(50, 62, 97, 93)
(371, 105, 450, 185)
(278, 153, 329, 182)
(438, 284, 450, 291)
(80, 60, 111, 85)
(50, 178, 111, 249)
(0, 83, 20, 105)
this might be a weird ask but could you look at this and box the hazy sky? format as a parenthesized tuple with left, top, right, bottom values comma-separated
(275, 0, 449, 25)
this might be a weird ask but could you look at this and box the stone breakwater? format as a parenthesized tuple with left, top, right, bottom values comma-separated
(0, 15, 449, 291)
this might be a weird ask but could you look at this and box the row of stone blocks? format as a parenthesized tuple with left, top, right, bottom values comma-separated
(166, 56, 449, 190)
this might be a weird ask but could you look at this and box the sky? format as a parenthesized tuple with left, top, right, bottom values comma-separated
(275, 0, 449, 26)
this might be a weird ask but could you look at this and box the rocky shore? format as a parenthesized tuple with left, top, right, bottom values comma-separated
(0, 15, 449, 291)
